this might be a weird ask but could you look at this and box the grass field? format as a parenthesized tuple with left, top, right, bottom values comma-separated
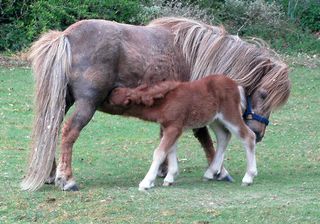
(0, 63, 319, 223)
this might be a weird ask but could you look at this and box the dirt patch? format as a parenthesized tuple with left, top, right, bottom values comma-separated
(283, 53, 320, 69)
(0, 54, 29, 68)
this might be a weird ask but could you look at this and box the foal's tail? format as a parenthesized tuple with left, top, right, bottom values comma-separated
(21, 31, 71, 191)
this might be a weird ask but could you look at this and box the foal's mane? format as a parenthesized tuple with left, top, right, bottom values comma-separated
(149, 17, 291, 111)
(126, 81, 180, 106)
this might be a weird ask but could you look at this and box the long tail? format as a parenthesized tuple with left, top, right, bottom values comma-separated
(21, 31, 71, 191)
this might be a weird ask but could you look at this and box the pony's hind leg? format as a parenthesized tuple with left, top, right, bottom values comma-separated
(204, 122, 231, 181)
(45, 159, 57, 184)
(46, 94, 74, 185)
(55, 100, 96, 191)
(139, 126, 182, 191)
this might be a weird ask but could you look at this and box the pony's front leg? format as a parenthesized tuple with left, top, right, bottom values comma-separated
(139, 127, 181, 191)
(55, 100, 95, 191)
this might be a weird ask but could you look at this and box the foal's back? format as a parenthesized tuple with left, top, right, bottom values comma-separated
(166, 75, 241, 129)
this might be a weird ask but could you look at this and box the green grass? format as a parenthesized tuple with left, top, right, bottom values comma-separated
(0, 64, 320, 223)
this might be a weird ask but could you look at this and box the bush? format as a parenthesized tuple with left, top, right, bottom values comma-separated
(282, 0, 320, 32)
(0, 0, 319, 54)
(213, 0, 319, 54)
(0, 0, 142, 52)
(137, 0, 213, 24)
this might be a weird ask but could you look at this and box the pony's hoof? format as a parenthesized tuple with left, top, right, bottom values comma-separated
(218, 174, 234, 183)
(45, 176, 56, 185)
(163, 181, 174, 187)
(62, 179, 78, 191)
(55, 177, 78, 191)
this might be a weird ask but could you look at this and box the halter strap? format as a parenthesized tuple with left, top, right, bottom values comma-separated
(243, 96, 269, 126)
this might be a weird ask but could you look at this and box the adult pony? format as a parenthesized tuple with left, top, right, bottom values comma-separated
(21, 17, 290, 191)
(109, 75, 256, 190)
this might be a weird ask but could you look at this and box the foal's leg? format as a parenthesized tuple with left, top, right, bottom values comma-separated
(139, 127, 181, 191)
(204, 122, 231, 180)
(163, 143, 178, 186)
(239, 127, 257, 186)
(157, 127, 168, 178)
(158, 127, 216, 178)
(55, 100, 96, 191)
(194, 127, 233, 182)
(219, 117, 257, 186)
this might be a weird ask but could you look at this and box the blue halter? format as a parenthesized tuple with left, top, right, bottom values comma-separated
(243, 96, 269, 126)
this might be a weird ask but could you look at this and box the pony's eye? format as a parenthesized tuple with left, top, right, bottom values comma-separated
(260, 91, 268, 100)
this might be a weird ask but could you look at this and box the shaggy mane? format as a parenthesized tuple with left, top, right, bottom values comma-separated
(149, 17, 291, 111)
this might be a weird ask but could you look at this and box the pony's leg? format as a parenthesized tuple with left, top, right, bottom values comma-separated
(193, 127, 215, 164)
(45, 159, 57, 184)
(139, 127, 181, 191)
(204, 122, 231, 180)
(46, 96, 74, 185)
(55, 100, 96, 191)
(163, 143, 178, 186)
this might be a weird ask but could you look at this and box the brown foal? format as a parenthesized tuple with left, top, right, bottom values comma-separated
(109, 75, 257, 190)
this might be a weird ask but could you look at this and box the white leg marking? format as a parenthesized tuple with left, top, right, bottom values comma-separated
(215, 115, 258, 185)
(163, 143, 178, 186)
(242, 134, 257, 185)
(205, 122, 231, 180)
(139, 147, 166, 190)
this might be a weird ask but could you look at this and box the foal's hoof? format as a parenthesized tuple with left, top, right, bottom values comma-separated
(203, 176, 213, 182)
(241, 182, 252, 187)
(218, 174, 234, 183)
(138, 181, 154, 191)
(138, 186, 152, 192)
(163, 181, 174, 187)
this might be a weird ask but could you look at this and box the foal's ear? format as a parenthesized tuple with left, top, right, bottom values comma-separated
(123, 98, 131, 106)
